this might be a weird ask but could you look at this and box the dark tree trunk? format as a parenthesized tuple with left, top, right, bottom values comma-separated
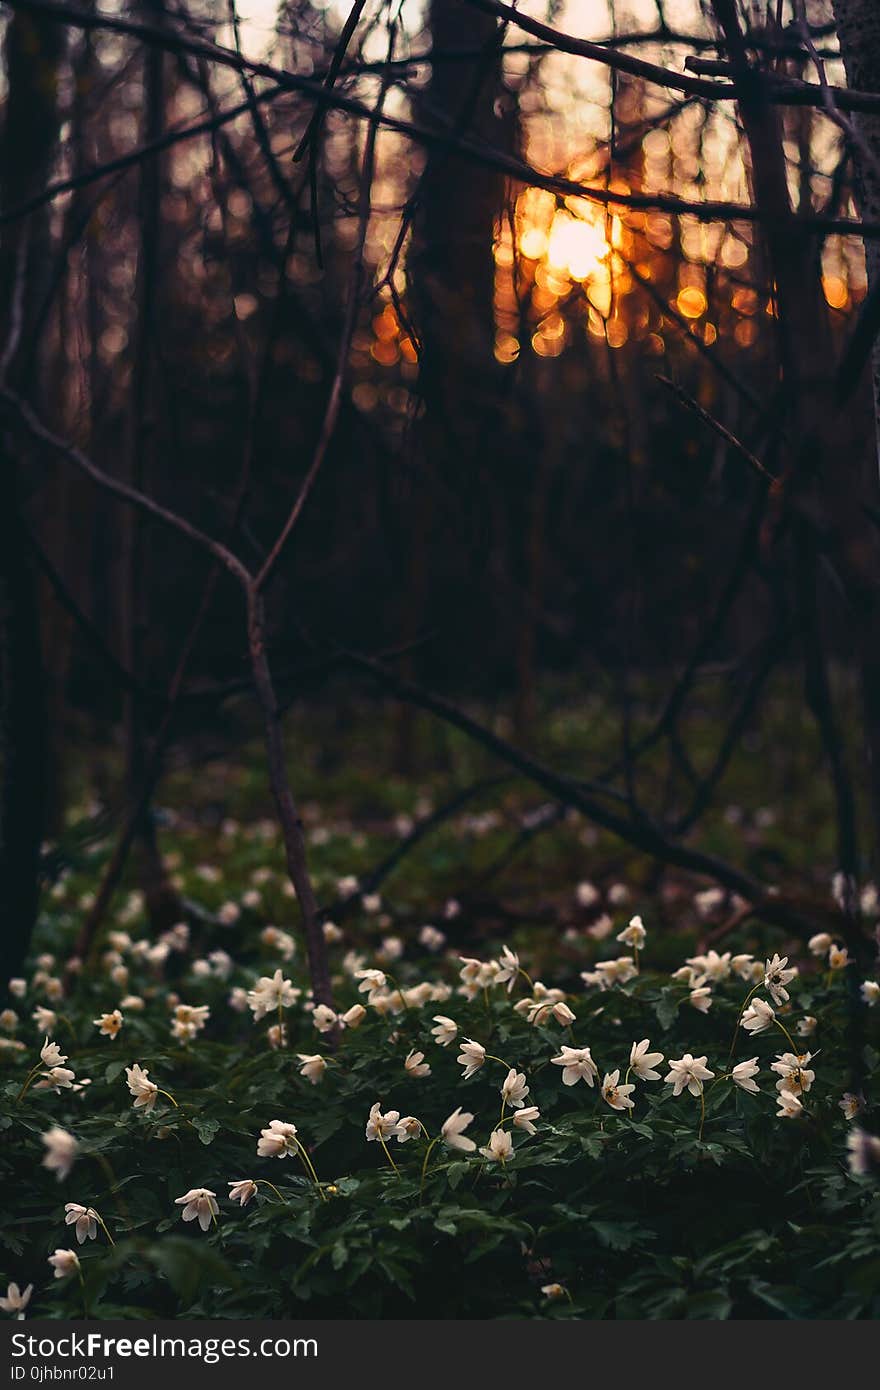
(0, 10, 64, 983)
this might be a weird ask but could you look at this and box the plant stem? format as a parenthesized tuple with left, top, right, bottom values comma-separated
(420, 1135, 440, 1194)
(257, 1179, 287, 1204)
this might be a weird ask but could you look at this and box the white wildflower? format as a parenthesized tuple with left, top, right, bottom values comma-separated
(629, 1039, 664, 1081)
(174, 1187, 218, 1231)
(551, 1046, 598, 1087)
(665, 1054, 714, 1097)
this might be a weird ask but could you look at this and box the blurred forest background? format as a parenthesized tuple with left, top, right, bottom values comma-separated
(2, 0, 880, 999)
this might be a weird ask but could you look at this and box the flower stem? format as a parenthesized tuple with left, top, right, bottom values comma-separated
(420, 1135, 440, 1195)
(297, 1143, 329, 1199)
(485, 1053, 511, 1070)
(15, 1063, 41, 1103)
(96, 1213, 115, 1248)
(378, 1135, 400, 1177)
(257, 1179, 287, 1204)
(727, 982, 762, 1065)
(697, 1083, 706, 1143)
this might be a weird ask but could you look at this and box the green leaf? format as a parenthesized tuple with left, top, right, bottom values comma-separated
(191, 1117, 220, 1146)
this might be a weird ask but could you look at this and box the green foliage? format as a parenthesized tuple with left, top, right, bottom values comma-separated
(2, 712, 879, 1320)
(2, 915, 878, 1320)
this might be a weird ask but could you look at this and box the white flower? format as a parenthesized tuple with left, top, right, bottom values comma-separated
(861, 981, 880, 1007)
(587, 914, 614, 940)
(776, 1089, 803, 1119)
(355, 968, 387, 997)
(808, 932, 832, 957)
(671, 965, 703, 987)
(367, 991, 396, 1018)
(399, 983, 431, 1010)
(458, 957, 498, 993)
(551, 1001, 577, 1025)
(629, 1039, 664, 1081)
(228, 1179, 257, 1206)
(688, 950, 731, 983)
(828, 944, 849, 970)
(323, 921, 343, 944)
(395, 1117, 423, 1143)
(602, 1070, 635, 1111)
(404, 1049, 431, 1078)
(832, 871, 854, 909)
(617, 915, 646, 950)
(419, 925, 446, 952)
(839, 1093, 864, 1121)
(731, 1058, 760, 1094)
(40, 1038, 67, 1067)
(125, 1064, 158, 1111)
(730, 954, 756, 982)
(260, 927, 295, 960)
(93, 1010, 123, 1039)
(741, 998, 775, 1034)
(500, 1069, 530, 1109)
(365, 1103, 400, 1143)
(797, 1015, 818, 1036)
(764, 954, 797, 1005)
(208, 950, 233, 979)
(267, 1023, 286, 1050)
(494, 945, 520, 992)
(847, 1129, 880, 1175)
(311, 1004, 337, 1034)
(228, 987, 249, 1013)
(440, 1107, 476, 1152)
(665, 1054, 714, 1097)
(513, 1105, 540, 1135)
(257, 1120, 300, 1158)
(41, 1127, 78, 1181)
(770, 1052, 815, 1095)
(8, 979, 26, 999)
(457, 1038, 486, 1078)
(480, 1129, 513, 1163)
(551, 1046, 599, 1087)
(694, 888, 725, 919)
(431, 1015, 458, 1046)
(247, 970, 298, 1021)
(174, 1188, 219, 1231)
(0, 1280, 32, 1318)
(64, 1204, 98, 1244)
(608, 883, 630, 906)
(32, 1007, 57, 1033)
(689, 987, 713, 1014)
(340, 1004, 366, 1029)
(541, 1282, 568, 1301)
(297, 1054, 327, 1085)
(36, 1066, 76, 1093)
(48, 1249, 79, 1280)
(575, 881, 600, 908)
(595, 957, 639, 988)
(171, 1003, 211, 1042)
(377, 935, 402, 962)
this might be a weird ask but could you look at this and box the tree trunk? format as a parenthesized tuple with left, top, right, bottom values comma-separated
(832, 0, 880, 461)
(0, 10, 64, 984)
